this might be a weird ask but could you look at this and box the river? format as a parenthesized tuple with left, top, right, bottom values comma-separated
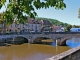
(0, 38, 80, 60)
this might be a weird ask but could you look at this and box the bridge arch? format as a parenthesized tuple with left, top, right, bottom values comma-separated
(14, 36, 28, 44)
(60, 38, 72, 46)
(33, 36, 54, 44)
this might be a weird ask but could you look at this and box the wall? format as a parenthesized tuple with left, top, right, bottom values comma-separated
(8, 23, 24, 32)
(45, 46, 80, 60)
(28, 24, 41, 32)
(8, 23, 42, 32)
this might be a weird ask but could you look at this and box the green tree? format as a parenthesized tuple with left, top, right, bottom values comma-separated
(0, 0, 66, 25)
(66, 24, 72, 32)
(72, 25, 80, 28)
(36, 17, 68, 27)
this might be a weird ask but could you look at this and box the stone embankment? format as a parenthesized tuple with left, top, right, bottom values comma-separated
(45, 46, 80, 60)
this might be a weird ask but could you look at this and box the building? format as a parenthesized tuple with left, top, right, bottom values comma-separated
(0, 13, 6, 33)
(7, 17, 42, 33)
(7, 17, 53, 33)
(27, 17, 42, 32)
(52, 25, 57, 32)
(7, 23, 24, 33)
(41, 20, 52, 32)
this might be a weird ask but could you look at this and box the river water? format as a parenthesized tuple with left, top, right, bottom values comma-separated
(0, 38, 80, 60)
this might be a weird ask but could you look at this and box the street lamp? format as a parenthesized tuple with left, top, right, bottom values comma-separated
(41, 26, 44, 32)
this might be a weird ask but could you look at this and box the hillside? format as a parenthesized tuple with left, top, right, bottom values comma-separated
(36, 17, 68, 27)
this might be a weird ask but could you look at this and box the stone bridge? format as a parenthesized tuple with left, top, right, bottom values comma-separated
(0, 32, 80, 46)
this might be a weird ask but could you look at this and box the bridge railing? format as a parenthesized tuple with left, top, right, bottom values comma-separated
(0, 32, 80, 35)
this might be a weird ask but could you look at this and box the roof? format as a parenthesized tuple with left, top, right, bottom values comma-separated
(42, 20, 52, 26)
(24, 17, 52, 25)
(27, 17, 42, 24)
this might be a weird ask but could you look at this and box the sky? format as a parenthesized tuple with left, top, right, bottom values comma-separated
(0, 0, 80, 25)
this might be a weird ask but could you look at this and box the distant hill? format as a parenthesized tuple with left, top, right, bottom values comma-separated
(35, 17, 68, 27)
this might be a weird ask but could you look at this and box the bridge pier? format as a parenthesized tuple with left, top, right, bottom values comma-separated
(28, 36, 33, 44)
(9, 37, 15, 44)
(56, 38, 61, 46)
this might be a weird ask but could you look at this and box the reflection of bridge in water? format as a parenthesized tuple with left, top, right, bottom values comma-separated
(0, 32, 80, 46)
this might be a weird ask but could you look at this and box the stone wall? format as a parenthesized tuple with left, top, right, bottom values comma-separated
(45, 46, 80, 60)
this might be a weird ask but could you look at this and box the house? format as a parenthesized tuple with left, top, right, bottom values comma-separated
(7, 17, 42, 33)
(27, 17, 42, 32)
(8, 23, 24, 33)
(52, 25, 65, 32)
(41, 20, 52, 32)
(27, 18, 53, 32)
(0, 13, 6, 33)
(56, 25, 66, 32)
(0, 24, 6, 33)
(52, 25, 57, 32)
(7, 17, 53, 33)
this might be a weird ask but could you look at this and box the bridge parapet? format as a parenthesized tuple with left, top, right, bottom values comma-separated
(0, 33, 80, 44)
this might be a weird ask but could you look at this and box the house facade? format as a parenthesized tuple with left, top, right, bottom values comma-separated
(26, 17, 42, 32)
(7, 17, 42, 33)
(52, 25, 65, 32)
(7, 23, 24, 33)
(23, 23, 42, 32)
(41, 20, 52, 32)
(0, 13, 6, 33)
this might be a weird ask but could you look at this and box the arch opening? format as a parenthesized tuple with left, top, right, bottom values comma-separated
(33, 37, 54, 45)
(13, 36, 28, 44)
(61, 38, 72, 46)
(66, 38, 80, 48)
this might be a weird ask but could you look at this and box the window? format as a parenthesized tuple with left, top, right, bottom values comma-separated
(11, 25, 12, 27)
(15, 24, 19, 27)
(78, 29, 80, 31)
(24, 24, 28, 26)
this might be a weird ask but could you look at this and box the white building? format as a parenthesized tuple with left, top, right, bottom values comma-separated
(26, 17, 42, 32)
(24, 23, 41, 32)
(7, 17, 42, 32)
(8, 23, 24, 32)
(7, 17, 53, 33)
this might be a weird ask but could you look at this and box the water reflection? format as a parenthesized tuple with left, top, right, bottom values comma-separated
(0, 42, 70, 60)
(66, 38, 80, 48)
(1, 38, 79, 60)
(51, 41, 56, 46)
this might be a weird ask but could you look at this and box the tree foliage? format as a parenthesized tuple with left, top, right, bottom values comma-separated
(66, 24, 72, 32)
(0, 0, 66, 25)
(36, 17, 68, 27)
(36, 17, 80, 32)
